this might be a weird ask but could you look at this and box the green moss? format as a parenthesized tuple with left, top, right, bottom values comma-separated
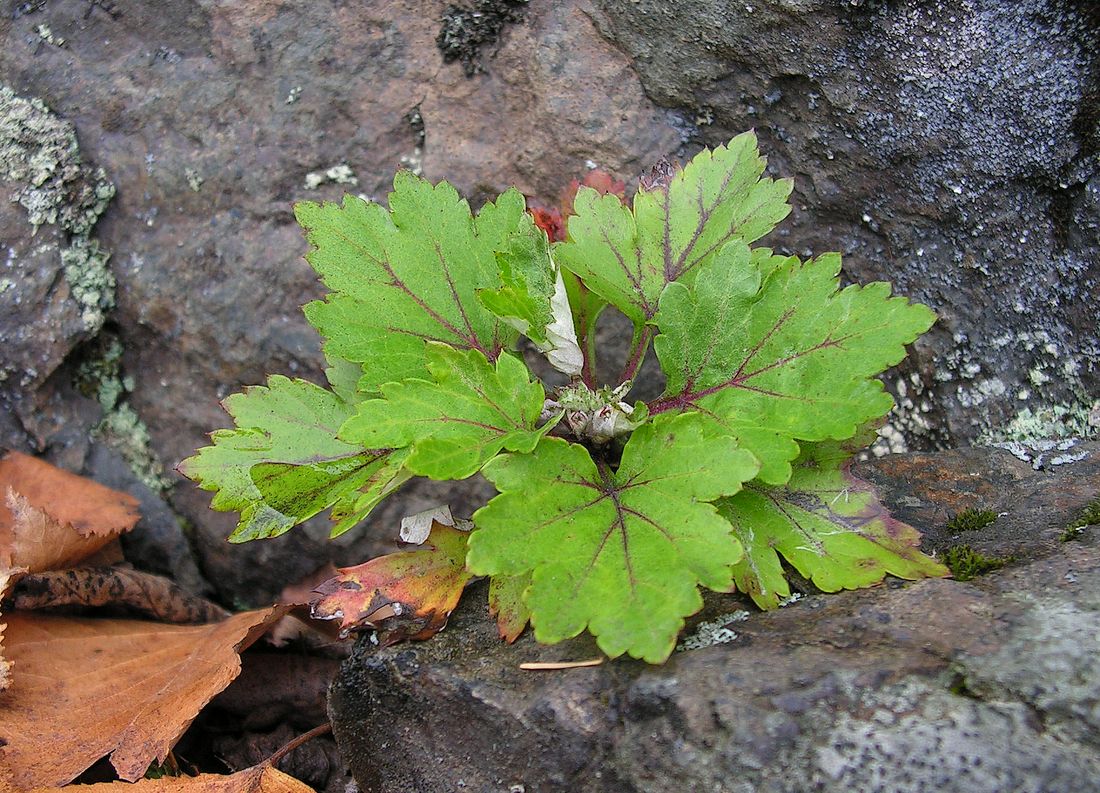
(1061, 496, 1100, 542)
(942, 544, 1013, 581)
(946, 508, 998, 533)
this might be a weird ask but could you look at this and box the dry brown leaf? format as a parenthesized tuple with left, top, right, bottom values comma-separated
(9, 568, 229, 624)
(0, 607, 284, 789)
(25, 764, 315, 792)
(0, 451, 140, 575)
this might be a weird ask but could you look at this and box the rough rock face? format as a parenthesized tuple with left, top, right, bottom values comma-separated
(588, 0, 1100, 448)
(328, 444, 1100, 793)
(0, 1, 1096, 606)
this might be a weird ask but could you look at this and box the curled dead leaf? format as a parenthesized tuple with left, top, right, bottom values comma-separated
(7, 567, 229, 624)
(311, 521, 472, 644)
(0, 451, 140, 577)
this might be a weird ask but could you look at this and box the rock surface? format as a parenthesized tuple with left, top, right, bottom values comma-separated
(328, 443, 1100, 792)
(0, 0, 1096, 606)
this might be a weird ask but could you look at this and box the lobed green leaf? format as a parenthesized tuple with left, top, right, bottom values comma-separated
(652, 241, 936, 483)
(716, 441, 949, 608)
(297, 173, 533, 392)
(339, 343, 550, 480)
(467, 413, 759, 663)
(178, 375, 408, 542)
(554, 131, 792, 326)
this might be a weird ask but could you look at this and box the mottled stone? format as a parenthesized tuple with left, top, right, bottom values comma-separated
(328, 445, 1100, 792)
(589, 0, 1100, 448)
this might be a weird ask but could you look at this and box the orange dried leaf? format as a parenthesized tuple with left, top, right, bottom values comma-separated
(311, 522, 472, 644)
(25, 764, 315, 792)
(0, 451, 140, 575)
(0, 607, 283, 788)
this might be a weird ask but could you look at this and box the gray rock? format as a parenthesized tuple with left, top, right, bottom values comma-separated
(0, 0, 1095, 607)
(328, 444, 1100, 792)
(587, 0, 1100, 448)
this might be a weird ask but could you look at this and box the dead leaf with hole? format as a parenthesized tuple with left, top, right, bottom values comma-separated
(25, 763, 316, 792)
(311, 521, 472, 644)
(0, 607, 284, 789)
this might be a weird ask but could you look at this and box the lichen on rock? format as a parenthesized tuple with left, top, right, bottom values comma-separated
(0, 83, 116, 332)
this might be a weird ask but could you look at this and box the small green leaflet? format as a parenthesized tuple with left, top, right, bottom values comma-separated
(652, 241, 936, 484)
(179, 376, 408, 542)
(467, 413, 760, 663)
(488, 572, 532, 643)
(339, 343, 551, 480)
(554, 131, 792, 326)
(476, 222, 583, 375)
(716, 441, 949, 608)
(297, 172, 531, 393)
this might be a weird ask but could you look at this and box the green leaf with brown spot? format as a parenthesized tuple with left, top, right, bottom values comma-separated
(716, 441, 949, 609)
(179, 375, 407, 541)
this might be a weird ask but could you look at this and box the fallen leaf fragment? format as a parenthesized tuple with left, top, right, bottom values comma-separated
(8, 567, 229, 624)
(0, 607, 283, 788)
(0, 451, 140, 575)
(311, 521, 472, 644)
(25, 764, 315, 792)
(519, 658, 604, 670)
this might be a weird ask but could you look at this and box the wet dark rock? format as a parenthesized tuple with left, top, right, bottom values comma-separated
(83, 442, 209, 597)
(0, 0, 677, 606)
(329, 444, 1100, 792)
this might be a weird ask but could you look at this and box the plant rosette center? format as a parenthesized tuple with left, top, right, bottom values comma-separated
(545, 381, 644, 446)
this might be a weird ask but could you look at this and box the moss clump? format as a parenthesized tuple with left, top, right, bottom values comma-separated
(1061, 496, 1100, 542)
(942, 544, 1013, 581)
(946, 508, 998, 533)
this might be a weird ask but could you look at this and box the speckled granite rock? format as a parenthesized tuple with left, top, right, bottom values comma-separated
(587, 0, 1100, 447)
(328, 444, 1100, 792)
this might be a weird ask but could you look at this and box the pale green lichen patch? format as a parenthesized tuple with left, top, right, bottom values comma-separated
(303, 163, 358, 190)
(0, 84, 117, 332)
(980, 401, 1099, 445)
(184, 167, 204, 192)
(76, 336, 169, 492)
(676, 610, 750, 652)
(60, 238, 115, 329)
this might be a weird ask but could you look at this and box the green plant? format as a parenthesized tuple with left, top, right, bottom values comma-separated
(946, 508, 998, 533)
(181, 133, 947, 662)
(941, 544, 1013, 581)
(1061, 496, 1100, 541)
